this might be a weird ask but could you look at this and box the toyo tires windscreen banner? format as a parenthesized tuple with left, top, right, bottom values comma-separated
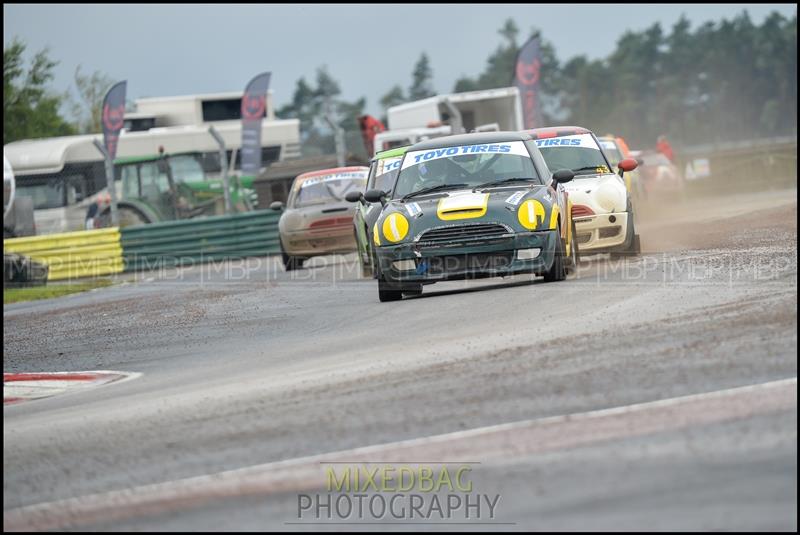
(513, 37, 543, 130)
(240, 72, 272, 177)
(101, 81, 127, 161)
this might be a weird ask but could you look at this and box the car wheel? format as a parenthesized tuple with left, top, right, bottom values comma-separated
(566, 220, 580, 275)
(361, 262, 374, 279)
(543, 225, 567, 282)
(612, 201, 641, 258)
(118, 206, 150, 227)
(378, 276, 404, 302)
(356, 225, 374, 278)
(280, 240, 304, 271)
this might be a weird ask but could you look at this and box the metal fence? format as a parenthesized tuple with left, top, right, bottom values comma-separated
(120, 210, 281, 271)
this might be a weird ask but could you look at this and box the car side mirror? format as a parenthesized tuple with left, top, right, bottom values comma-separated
(345, 190, 364, 203)
(363, 189, 387, 205)
(618, 158, 638, 173)
(269, 201, 284, 211)
(552, 169, 575, 183)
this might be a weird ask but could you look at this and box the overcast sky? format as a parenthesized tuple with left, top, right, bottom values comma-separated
(4, 4, 797, 117)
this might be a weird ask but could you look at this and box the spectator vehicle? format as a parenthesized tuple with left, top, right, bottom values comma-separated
(529, 126, 641, 256)
(365, 132, 577, 302)
(90, 151, 254, 228)
(271, 166, 368, 271)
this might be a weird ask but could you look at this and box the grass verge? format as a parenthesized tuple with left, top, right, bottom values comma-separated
(4, 279, 115, 305)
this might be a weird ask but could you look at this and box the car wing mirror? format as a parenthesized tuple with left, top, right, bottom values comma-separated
(552, 169, 575, 184)
(618, 158, 638, 174)
(269, 201, 284, 211)
(344, 190, 364, 203)
(363, 189, 388, 206)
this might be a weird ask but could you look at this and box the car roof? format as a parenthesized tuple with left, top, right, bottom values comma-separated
(373, 146, 409, 161)
(526, 126, 593, 139)
(295, 166, 369, 182)
(408, 131, 533, 151)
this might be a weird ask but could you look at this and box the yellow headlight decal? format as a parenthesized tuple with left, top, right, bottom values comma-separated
(382, 212, 409, 243)
(373, 222, 381, 246)
(549, 204, 560, 230)
(518, 199, 547, 230)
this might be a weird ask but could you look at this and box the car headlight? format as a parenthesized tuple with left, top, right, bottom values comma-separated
(594, 183, 626, 212)
(517, 199, 547, 230)
(382, 212, 409, 243)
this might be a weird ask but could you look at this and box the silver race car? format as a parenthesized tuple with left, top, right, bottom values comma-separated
(271, 166, 369, 270)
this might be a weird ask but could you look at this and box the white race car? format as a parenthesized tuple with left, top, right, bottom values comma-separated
(528, 126, 641, 256)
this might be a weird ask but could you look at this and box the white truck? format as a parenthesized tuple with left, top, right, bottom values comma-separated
(373, 86, 524, 154)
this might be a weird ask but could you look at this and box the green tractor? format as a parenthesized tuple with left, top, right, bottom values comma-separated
(97, 151, 255, 227)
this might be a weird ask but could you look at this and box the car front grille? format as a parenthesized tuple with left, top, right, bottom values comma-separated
(417, 223, 511, 246)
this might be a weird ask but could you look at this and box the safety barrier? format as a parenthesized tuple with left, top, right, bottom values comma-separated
(120, 210, 281, 271)
(676, 136, 797, 193)
(3, 228, 123, 281)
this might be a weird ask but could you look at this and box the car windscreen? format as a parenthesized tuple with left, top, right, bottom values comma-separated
(293, 171, 367, 207)
(393, 141, 539, 199)
(368, 155, 403, 192)
(536, 134, 612, 178)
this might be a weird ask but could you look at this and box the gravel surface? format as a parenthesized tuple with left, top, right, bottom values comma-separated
(4, 189, 797, 530)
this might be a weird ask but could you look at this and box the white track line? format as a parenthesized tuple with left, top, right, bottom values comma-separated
(4, 376, 796, 531)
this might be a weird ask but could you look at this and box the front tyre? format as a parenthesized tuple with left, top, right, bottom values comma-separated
(280, 240, 305, 271)
(566, 220, 580, 275)
(543, 226, 567, 282)
(612, 201, 641, 258)
(356, 225, 374, 278)
(378, 276, 404, 302)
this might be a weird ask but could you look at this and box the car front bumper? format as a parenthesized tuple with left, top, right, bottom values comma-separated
(282, 225, 357, 257)
(375, 230, 559, 284)
(573, 212, 629, 252)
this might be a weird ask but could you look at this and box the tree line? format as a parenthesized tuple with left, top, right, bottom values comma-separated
(280, 9, 797, 155)
(4, 9, 796, 155)
(4, 38, 121, 145)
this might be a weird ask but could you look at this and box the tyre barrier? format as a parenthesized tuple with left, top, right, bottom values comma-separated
(2, 228, 123, 281)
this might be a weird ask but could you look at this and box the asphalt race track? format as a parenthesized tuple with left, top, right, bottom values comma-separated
(3, 188, 797, 531)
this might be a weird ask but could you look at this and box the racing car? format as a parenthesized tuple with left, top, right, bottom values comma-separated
(345, 146, 408, 278)
(271, 166, 368, 270)
(597, 134, 644, 202)
(364, 132, 578, 302)
(529, 126, 641, 257)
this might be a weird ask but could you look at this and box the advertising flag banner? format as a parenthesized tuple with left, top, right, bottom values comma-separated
(240, 72, 272, 177)
(513, 37, 543, 129)
(101, 81, 127, 160)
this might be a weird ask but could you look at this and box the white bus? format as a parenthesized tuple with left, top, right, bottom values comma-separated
(4, 92, 301, 234)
